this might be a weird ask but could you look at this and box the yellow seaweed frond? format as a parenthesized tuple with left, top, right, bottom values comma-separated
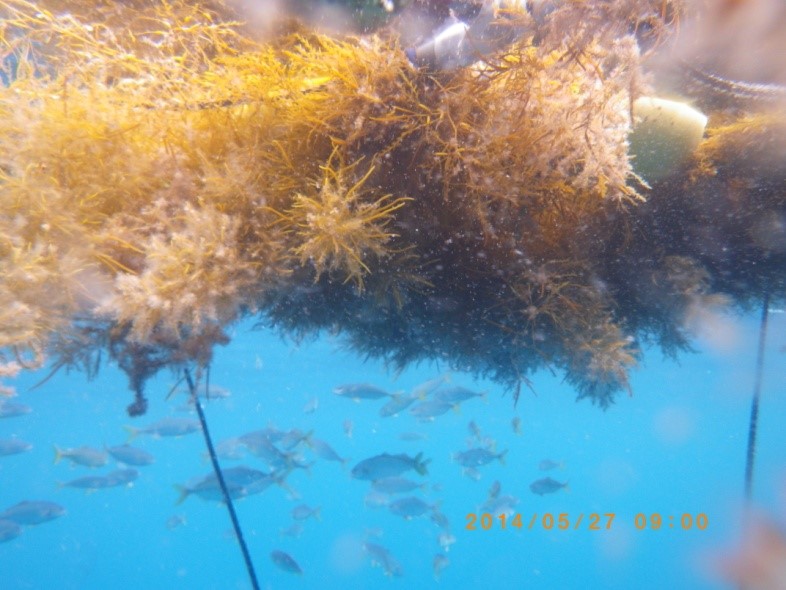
(281, 149, 411, 289)
(99, 204, 258, 352)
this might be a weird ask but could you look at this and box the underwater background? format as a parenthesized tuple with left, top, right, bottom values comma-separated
(1, 310, 784, 590)
(1, 0, 786, 588)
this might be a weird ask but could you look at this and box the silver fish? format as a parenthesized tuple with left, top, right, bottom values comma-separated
(106, 444, 154, 466)
(411, 375, 450, 398)
(371, 477, 426, 495)
(388, 496, 436, 519)
(434, 386, 486, 404)
(279, 522, 304, 538)
(333, 383, 392, 400)
(1, 501, 65, 525)
(379, 393, 419, 417)
(0, 400, 32, 418)
(397, 431, 428, 442)
(175, 466, 278, 504)
(529, 477, 568, 495)
(351, 452, 430, 480)
(308, 437, 348, 466)
(213, 437, 246, 461)
(363, 491, 391, 508)
(53, 445, 108, 468)
(433, 553, 450, 581)
(363, 542, 403, 577)
(60, 475, 119, 491)
(453, 447, 507, 468)
(291, 504, 321, 521)
(538, 459, 563, 471)
(408, 400, 456, 420)
(482, 494, 519, 518)
(0, 438, 32, 456)
(126, 417, 201, 440)
(0, 519, 22, 542)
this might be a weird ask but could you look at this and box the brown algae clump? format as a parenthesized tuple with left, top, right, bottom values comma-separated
(0, 0, 784, 409)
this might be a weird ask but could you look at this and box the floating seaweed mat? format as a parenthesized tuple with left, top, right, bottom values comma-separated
(0, 0, 784, 409)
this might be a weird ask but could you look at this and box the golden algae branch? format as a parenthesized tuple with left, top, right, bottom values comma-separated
(0, 0, 784, 410)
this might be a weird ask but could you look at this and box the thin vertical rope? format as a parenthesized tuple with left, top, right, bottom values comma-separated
(744, 292, 770, 503)
(185, 368, 260, 590)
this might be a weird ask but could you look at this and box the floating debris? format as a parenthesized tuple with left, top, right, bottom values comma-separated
(511, 416, 522, 435)
(342, 420, 354, 439)
(165, 515, 187, 530)
(302, 397, 319, 414)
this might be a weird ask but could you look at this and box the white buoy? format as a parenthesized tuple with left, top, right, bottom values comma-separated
(629, 97, 708, 183)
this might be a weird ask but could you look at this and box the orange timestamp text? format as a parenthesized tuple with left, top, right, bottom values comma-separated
(465, 512, 709, 531)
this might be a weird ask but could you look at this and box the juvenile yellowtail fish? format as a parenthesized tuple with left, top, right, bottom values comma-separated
(529, 477, 568, 496)
(333, 383, 392, 401)
(351, 452, 430, 480)
(53, 445, 108, 468)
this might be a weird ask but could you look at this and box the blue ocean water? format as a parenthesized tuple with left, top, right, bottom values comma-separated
(1, 310, 784, 590)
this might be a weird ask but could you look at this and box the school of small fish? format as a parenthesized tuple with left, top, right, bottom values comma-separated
(1, 374, 572, 583)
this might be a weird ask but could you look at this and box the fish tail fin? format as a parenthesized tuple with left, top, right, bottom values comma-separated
(564, 482, 570, 493)
(314, 507, 322, 521)
(123, 425, 138, 443)
(302, 430, 315, 447)
(451, 403, 461, 414)
(481, 391, 489, 403)
(53, 445, 63, 465)
(559, 461, 566, 470)
(415, 454, 431, 477)
(174, 484, 189, 505)
(498, 449, 508, 465)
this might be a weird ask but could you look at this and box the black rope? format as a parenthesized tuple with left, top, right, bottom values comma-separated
(744, 292, 770, 504)
(184, 368, 261, 590)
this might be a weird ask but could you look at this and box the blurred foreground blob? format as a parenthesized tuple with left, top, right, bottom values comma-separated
(719, 517, 786, 590)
